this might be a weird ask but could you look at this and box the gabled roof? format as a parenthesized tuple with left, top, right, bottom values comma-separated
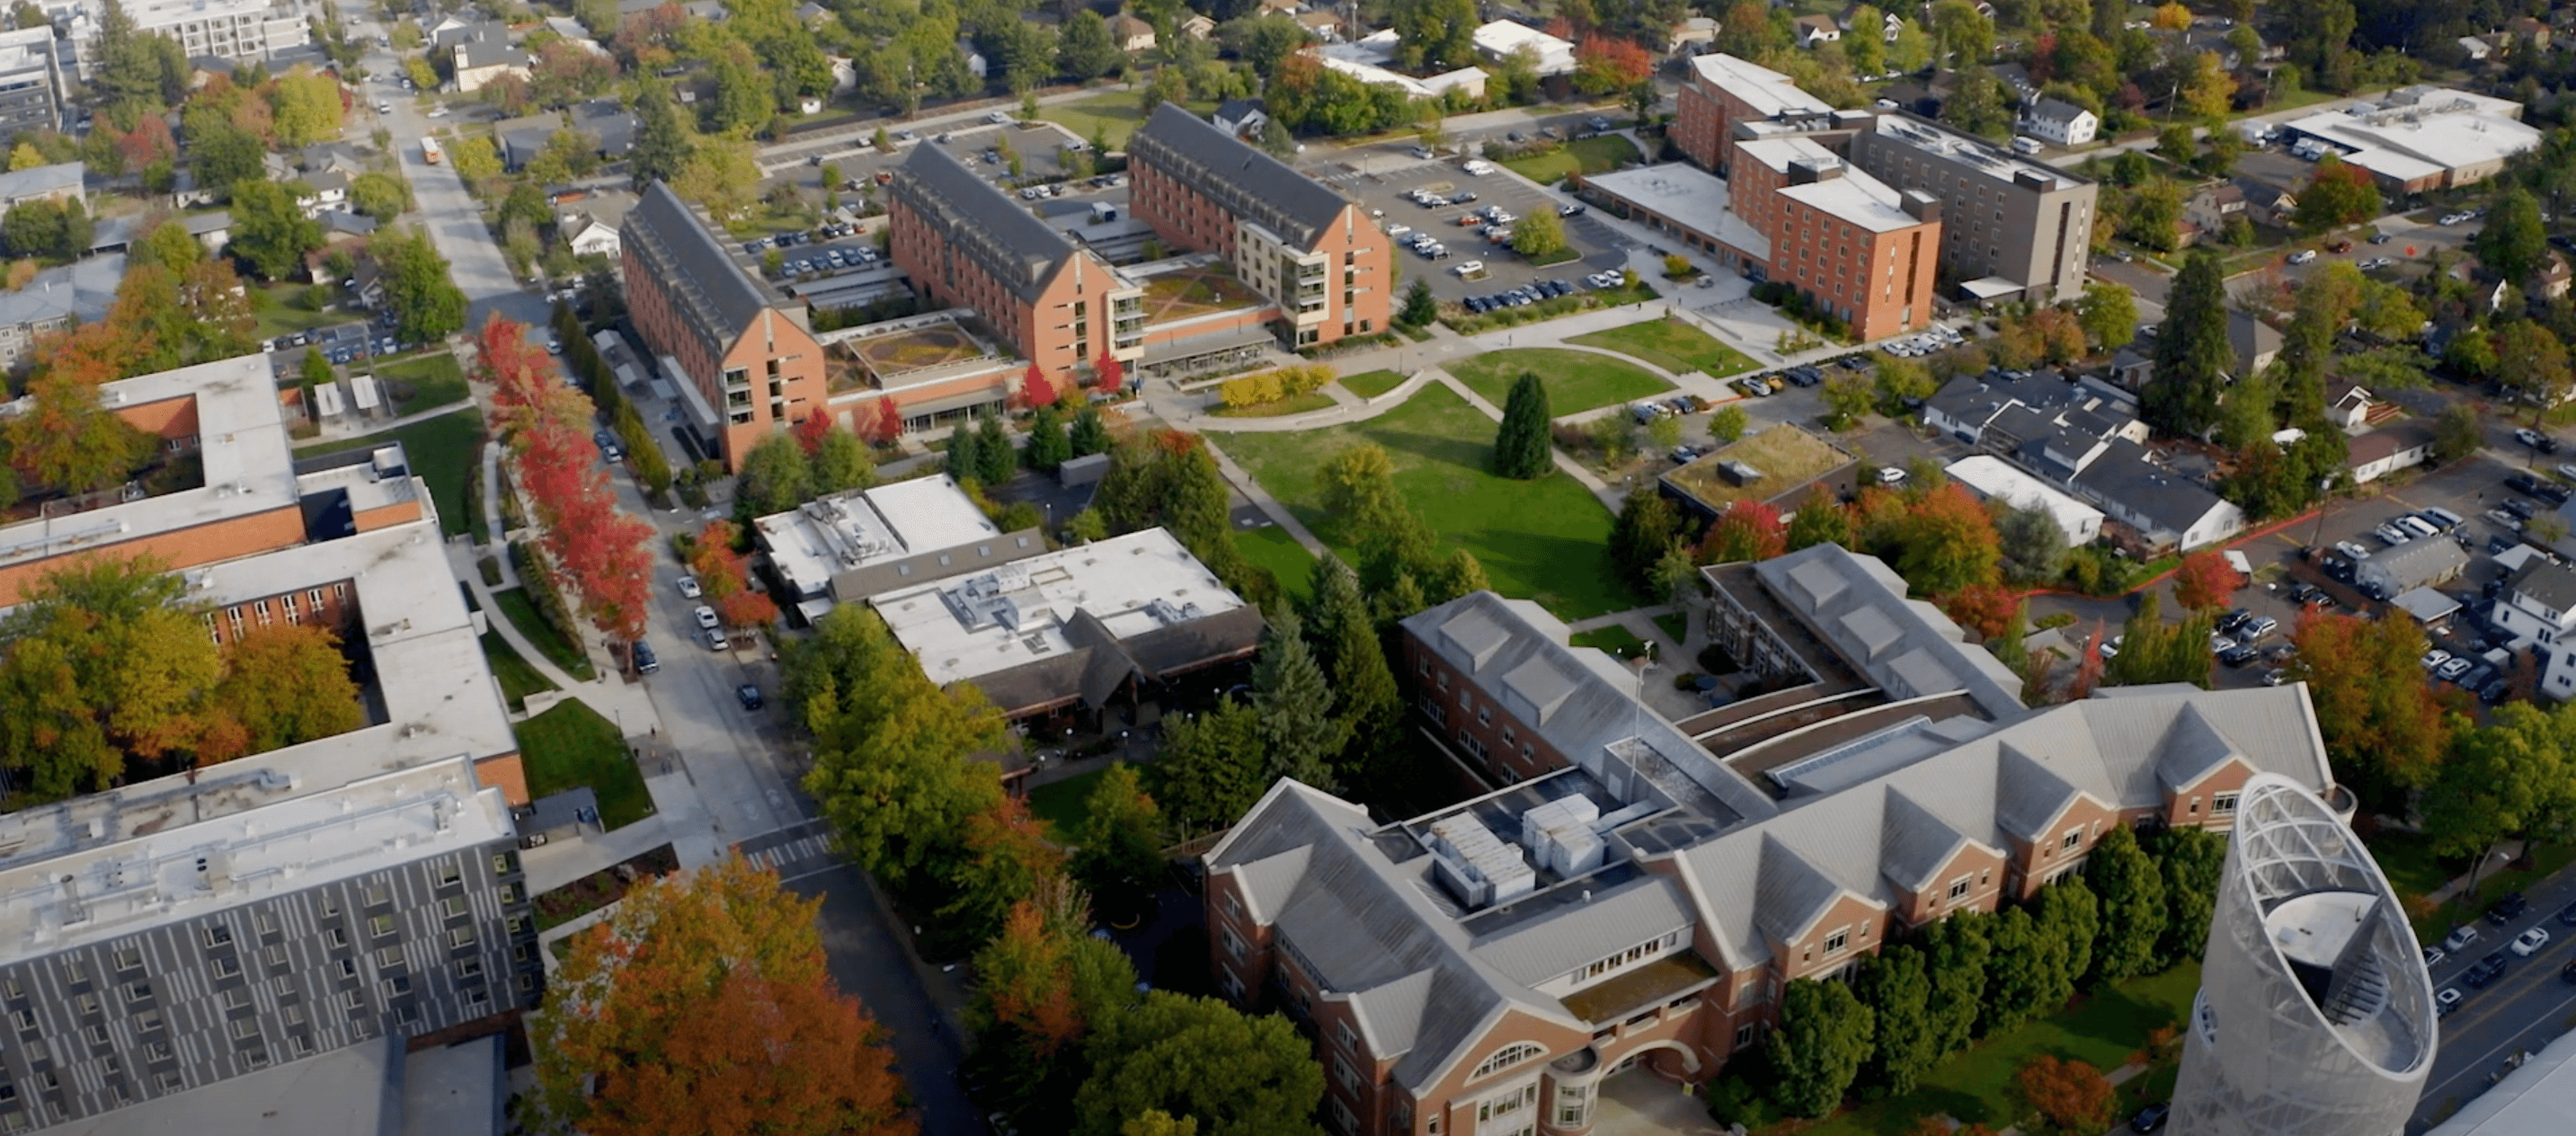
(1750, 544, 2028, 719)
(2069, 438, 2234, 536)
(888, 143, 1081, 304)
(621, 180, 781, 346)
(2154, 703, 2249, 790)
(0, 160, 80, 203)
(2508, 559, 2576, 616)
(1128, 102, 1352, 249)
(1879, 789, 1976, 892)
(2027, 96, 2092, 124)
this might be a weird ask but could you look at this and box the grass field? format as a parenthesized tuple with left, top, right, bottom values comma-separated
(479, 630, 558, 712)
(516, 698, 653, 830)
(1447, 348, 1673, 416)
(1212, 391, 1338, 418)
(378, 351, 468, 415)
(490, 587, 599, 681)
(1799, 963, 2202, 1136)
(1499, 134, 1642, 183)
(1569, 317, 1760, 378)
(2371, 829, 2576, 940)
(1212, 384, 1628, 619)
(1238, 525, 1322, 606)
(1342, 369, 1409, 400)
(1654, 612, 1689, 644)
(1568, 624, 1648, 658)
(252, 284, 353, 341)
(293, 408, 484, 537)
(1040, 90, 1218, 148)
(1029, 768, 1107, 838)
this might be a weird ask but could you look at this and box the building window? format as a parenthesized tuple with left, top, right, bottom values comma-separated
(209, 956, 239, 980)
(202, 924, 233, 948)
(1475, 1083, 1538, 1123)
(123, 981, 150, 1004)
(1825, 927, 1849, 954)
(112, 945, 142, 972)
(1337, 1020, 1356, 1052)
(1221, 926, 1246, 962)
(437, 863, 462, 888)
(1948, 876, 1972, 901)
(443, 896, 469, 919)
(2061, 829, 2083, 851)
(1469, 1043, 1544, 1080)
(1334, 1055, 1358, 1092)
(2213, 792, 2239, 815)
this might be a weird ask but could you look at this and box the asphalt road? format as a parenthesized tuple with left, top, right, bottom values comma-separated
(2411, 863, 2576, 1130)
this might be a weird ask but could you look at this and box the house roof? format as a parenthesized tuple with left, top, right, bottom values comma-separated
(457, 36, 529, 70)
(622, 180, 780, 342)
(2069, 438, 2232, 536)
(0, 160, 81, 203)
(2344, 420, 2435, 466)
(1129, 102, 1352, 249)
(1111, 13, 1153, 38)
(1687, 53, 1834, 120)
(2358, 536, 2468, 591)
(0, 253, 123, 332)
(573, 98, 638, 155)
(888, 143, 1083, 305)
(1213, 98, 1265, 123)
(2028, 96, 2092, 124)
(1749, 544, 2030, 719)
(2509, 559, 2576, 614)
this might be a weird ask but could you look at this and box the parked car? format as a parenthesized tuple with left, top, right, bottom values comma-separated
(704, 627, 730, 651)
(2444, 924, 2483, 952)
(676, 575, 702, 599)
(2437, 986, 2465, 1017)
(2438, 656, 2475, 682)
(2489, 892, 2532, 925)
(2513, 927, 2553, 956)
(2465, 954, 2509, 987)
(736, 683, 765, 711)
(2287, 249, 2318, 264)
(2129, 1103, 2171, 1134)
(2333, 539, 2373, 561)
(2517, 428, 2561, 453)
(631, 640, 659, 674)
(693, 605, 721, 630)
(2239, 616, 2278, 641)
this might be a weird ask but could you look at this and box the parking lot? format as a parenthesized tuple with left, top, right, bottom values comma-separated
(770, 119, 1085, 198)
(1327, 156, 1637, 306)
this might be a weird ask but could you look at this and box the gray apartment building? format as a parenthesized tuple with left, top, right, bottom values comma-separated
(0, 27, 61, 137)
(1845, 114, 2096, 306)
(0, 758, 537, 1132)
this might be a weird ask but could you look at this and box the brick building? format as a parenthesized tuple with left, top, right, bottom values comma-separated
(1843, 115, 2097, 306)
(1205, 546, 2340, 1136)
(621, 181, 830, 470)
(1127, 103, 1391, 349)
(885, 145, 1144, 387)
(1674, 53, 1835, 175)
(1728, 136, 1941, 341)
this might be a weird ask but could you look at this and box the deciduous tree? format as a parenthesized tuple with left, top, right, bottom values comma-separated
(1882, 483, 2001, 596)
(2016, 1055, 2116, 1135)
(2421, 701, 2576, 860)
(737, 431, 816, 514)
(1785, 491, 1856, 552)
(2077, 281, 2137, 352)
(1856, 944, 1939, 1096)
(3, 370, 155, 493)
(1491, 372, 1552, 479)
(2295, 154, 2379, 232)
(1072, 991, 1325, 1136)
(1701, 499, 1786, 564)
(374, 226, 468, 342)
(2290, 611, 2451, 809)
(2147, 825, 2226, 966)
(1922, 909, 1992, 1053)
(1572, 35, 1653, 94)
(1608, 487, 1680, 592)
(195, 622, 364, 763)
(1766, 978, 1875, 1118)
(939, 794, 1066, 945)
(1983, 905, 2059, 1034)
(533, 859, 912, 1136)
(0, 555, 221, 803)
(227, 178, 322, 280)
(2083, 825, 2167, 985)
(2496, 323, 2572, 419)
(2172, 549, 2240, 612)
(791, 604, 1009, 883)
(1994, 503, 2068, 584)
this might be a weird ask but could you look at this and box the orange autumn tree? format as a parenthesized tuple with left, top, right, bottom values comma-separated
(2172, 548, 2242, 612)
(965, 875, 1143, 1122)
(688, 520, 778, 629)
(479, 315, 657, 644)
(192, 622, 366, 765)
(533, 858, 912, 1136)
(2015, 1055, 2115, 1134)
(2290, 610, 2453, 809)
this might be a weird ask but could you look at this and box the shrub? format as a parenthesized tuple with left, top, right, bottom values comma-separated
(509, 541, 582, 648)
(1217, 362, 1336, 406)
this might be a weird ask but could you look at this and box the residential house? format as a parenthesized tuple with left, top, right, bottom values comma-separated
(2016, 97, 2098, 146)
(2456, 35, 2493, 63)
(1181, 13, 1215, 38)
(494, 111, 564, 171)
(0, 158, 81, 209)
(296, 169, 349, 218)
(2355, 535, 2467, 597)
(1792, 13, 1841, 47)
(1946, 455, 2106, 546)
(0, 252, 120, 370)
(1472, 20, 1577, 75)
(2509, 15, 2552, 49)
(541, 15, 608, 53)
(1112, 13, 1157, 52)
(2229, 310, 2281, 377)
(2495, 560, 2576, 699)
(1212, 99, 1267, 138)
(1255, 0, 1298, 13)
(185, 209, 233, 253)
(2068, 438, 2246, 551)
(1669, 16, 1719, 55)
(2344, 420, 2436, 484)
(1987, 61, 2036, 99)
(1839, 3, 1903, 40)
(2185, 182, 2247, 235)
(1921, 368, 2147, 482)
(1208, 557, 2338, 1136)
(1295, 10, 1342, 40)
(443, 23, 531, 93)
(572, 98, 638, 157)
(2233, 176, 2297, 224)
(959, 38, 987, 80)
(2325, 383, 2374, 431)
(795, 1, 829, 23)
(564, 213, 621, 258)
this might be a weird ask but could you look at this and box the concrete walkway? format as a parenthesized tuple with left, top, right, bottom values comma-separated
(306, 396, 476, 445)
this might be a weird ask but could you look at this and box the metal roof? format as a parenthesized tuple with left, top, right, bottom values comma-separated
(1129, 102, 1353, 249)
(888, 143, 1081, 304)
(622, 181, 782, 351)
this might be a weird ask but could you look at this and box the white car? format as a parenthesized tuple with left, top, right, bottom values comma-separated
(1385, 223, 1412, 238)
(1453, 260, 1484, 276)
(1875, 466, 1907, 484)
(2442, 212, 2472, 226)
(986, 111, 1011, 124)
(704, 627, 731, 652)
(426, 106, 449, 118)
(2287, 250, 2318, 265)
(693, 604, 721, 630)
(2512, 927, 2552, 956)
(676, 575, 702, 599)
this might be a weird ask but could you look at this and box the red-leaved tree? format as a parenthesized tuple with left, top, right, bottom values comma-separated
(2172, 549, 2242, 612)
(1574, 35, 1655, 95)
(1022, 368, 1057, 409)
(793, 408, 836, 456)
(1093, 349, 1123, 391)
(866, 399, 903, 444)
(2015, 1055, 2115, 1135)
(1940, 582, 2020, 641)
(1700, 499, 1787, 564)
(477, 315, 656, 645)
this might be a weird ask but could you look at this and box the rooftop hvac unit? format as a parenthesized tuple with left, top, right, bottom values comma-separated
(1521, 797, 1605, 877)
(1426, 813, 1535, 909)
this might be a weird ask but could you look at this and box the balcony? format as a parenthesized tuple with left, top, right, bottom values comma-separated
(1559, 950, 1719, 1025)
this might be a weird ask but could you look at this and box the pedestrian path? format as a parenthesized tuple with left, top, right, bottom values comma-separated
(1428, 369, 1623, 510)
(306, 396, 476, 445)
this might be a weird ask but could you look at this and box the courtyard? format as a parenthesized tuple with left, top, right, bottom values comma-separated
(849, 324, 990, 377)
(1448, 348, 1674, 416)
(1139, 265, 1266, 321)
(1210, 383, 1630, 619)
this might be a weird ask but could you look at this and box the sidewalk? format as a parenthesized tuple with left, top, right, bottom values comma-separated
(306, 395, 475, 444)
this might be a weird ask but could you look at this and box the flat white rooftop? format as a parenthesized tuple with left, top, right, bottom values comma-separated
(1473, 20, 1574, 75)
(1690, 52, 1833, 120)
(0, 756, 514, 957)
(0, 354, 293, 572)
(1862, 114, 2080, 190)
(1735, 138, 1923, 233)
(753, 475, 999, 599)
(2282, 90, 2543, 177)
(866, 528, 1246, 687)
(1584, 163, 1771, 262)
(292, 443, 425, 519)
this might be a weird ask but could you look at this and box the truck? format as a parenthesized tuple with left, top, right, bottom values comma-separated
(421, 137, 443, 164)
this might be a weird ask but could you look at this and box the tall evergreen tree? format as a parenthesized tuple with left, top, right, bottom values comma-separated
(631, 76, 696, 190)
(1025, 403, 1071, 471)
(1490, 372, 1552, 479)
(1314, 562, 1404, 792)
(2145, 248, 2233, 437)
(1069, 402, 1112, 457)
(2083, 825, 2168, 986)
(946, 421, 982, 486)
(1607, 487, 1680, 593)
(976, 413, 1016, 485)
(1248, 612, 1347, 791)
(1399, 278, 1437, 328)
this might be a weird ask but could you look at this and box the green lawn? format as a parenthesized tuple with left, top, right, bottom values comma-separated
(1569, 317, 1760, 379)
(376, 351, 468, 416)
(1039, 90, 1219, 148)
(1341, 369, 1410, 400)
(1803, 963, 2203, 1136)
(1568, 624, 1648, 658)
(2373, 830, 2576, 942)
(479, 630, 558, 712)
(515, 698, 653, 830)
(1447, 348, 1673, 416)
(1498, 134, 1642, 183)
(1211, 390, 1337, 418)
(489, 587, 599, 681)
(1238, 525, 1322, 606)
(1029, 768, 1107, 839)
(1653, 612, 1689, 645)
(251, 284, 353, 341)
(293, 408, 485, 537)
(1212, 384, 1629, 619)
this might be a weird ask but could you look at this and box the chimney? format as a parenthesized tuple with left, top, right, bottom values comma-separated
(1902, 190, 1942, 224)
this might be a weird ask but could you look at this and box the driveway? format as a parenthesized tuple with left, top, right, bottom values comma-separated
(361, 48, 551, 333)
(1592, 1069, 1724, 1136)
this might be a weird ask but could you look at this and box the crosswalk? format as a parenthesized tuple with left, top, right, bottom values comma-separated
(737, 819, 841, 880)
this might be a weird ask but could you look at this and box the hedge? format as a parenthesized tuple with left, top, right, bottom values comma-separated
(1217, 362, 1337, 408)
